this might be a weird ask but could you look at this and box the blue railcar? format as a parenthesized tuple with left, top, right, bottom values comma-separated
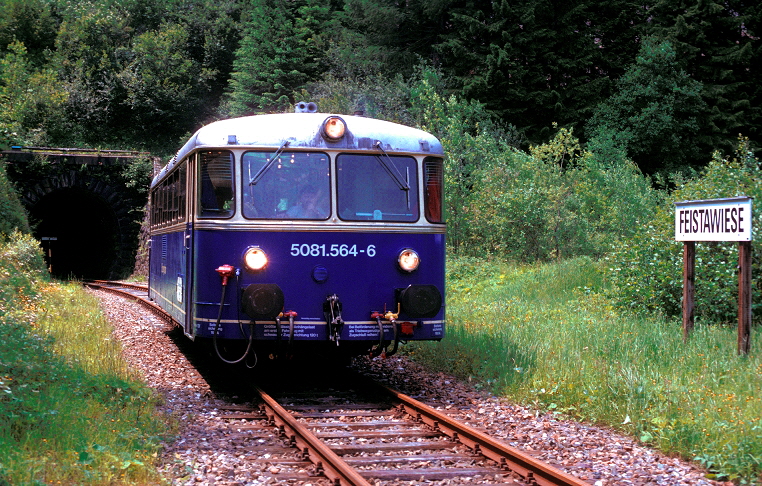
(148, 107, 445, 365)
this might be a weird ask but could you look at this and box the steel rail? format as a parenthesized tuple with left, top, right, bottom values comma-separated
(380, 384, 589, 486)
(85, 280, 148, 292)
(254, 385, 372, 486)
(83, 280, 174, 324)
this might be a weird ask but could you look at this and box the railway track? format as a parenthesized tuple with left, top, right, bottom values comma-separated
(83, 280, 172, 322)
(254, 376, 590, 486)
(85, 280, 591, 486)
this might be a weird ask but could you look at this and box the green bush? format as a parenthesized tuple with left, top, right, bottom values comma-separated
(299, 72, 415, 126)
(0, 231, 44, 306)
(607, 136, 762, 322)
(0, 162, 30, 238)
(441, 123, 660, 261)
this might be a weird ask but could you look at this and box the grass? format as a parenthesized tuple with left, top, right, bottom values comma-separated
(0, 232, 172, 485)
(406, 255, 762, 484)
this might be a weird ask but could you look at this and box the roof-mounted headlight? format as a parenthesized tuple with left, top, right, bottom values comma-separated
(244, 246, 268, 271)
(322, 116, 346, 141)
(398, 248, 420, 273)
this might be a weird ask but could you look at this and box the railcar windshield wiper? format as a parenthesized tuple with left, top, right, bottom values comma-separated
(373, 140, 411, 210)
(248, 140, 290, 185)
(373, 141, 410, 192)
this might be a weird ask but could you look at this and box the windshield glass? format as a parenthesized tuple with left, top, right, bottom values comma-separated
(242, 151, 330, 220)
(199, 151, 234, 218)
(337, 154, 419, 222)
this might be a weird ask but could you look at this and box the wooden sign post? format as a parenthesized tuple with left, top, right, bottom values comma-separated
(674, 197, 753, 355)
(682, 241, 695, 342)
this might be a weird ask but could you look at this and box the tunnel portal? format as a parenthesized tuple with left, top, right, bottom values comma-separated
(32, 187, 120, 280)
(1, 147, 153, 280)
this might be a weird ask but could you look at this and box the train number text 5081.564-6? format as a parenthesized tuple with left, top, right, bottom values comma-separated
(290, 243, 376, 257)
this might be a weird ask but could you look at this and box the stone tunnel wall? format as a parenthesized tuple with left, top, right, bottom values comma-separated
(1, 150, 153, 279)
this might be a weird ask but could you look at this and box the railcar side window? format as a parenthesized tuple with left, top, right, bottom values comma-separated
(149, 162, 187, 228)
(177, 164, 186, 221)
(336, 154, 419, 222)
(242, 151, 330, 220)
(199, 151, 234, 218)
(423, 157, 444, 223)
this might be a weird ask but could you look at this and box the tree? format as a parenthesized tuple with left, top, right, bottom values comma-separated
(586, 39, 707, 175)
(643, 0, 760, 156)
(0, 42, 67, 146)
(338, 0, 449, 76)
(223, 0, 339, 115)
(432, 0, 647, 145)
(52, 3, 131, 146)
(117, 24, 210, 149)
(165, 0, 243, 125)
(0, 0, 58, 66)
(41, 0, 243, 150)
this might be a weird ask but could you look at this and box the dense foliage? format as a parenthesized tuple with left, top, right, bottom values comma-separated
(222, 0, 339, 115)
(0, 162, 29, 238)
(586, 38, 706, 174)
(1, 0, 242, 152)
(410, 76, 661, 260)
(0, 0, 759, 169)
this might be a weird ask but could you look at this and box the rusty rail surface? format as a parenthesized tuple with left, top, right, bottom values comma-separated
(255, 385, 372, 486)
(252, 379, 590, 486)
(85, 280, 149, 291)
(381, 384, 589, 486)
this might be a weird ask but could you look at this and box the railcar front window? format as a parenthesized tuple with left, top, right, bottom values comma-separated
(242, 151, 330, 220)
(337, 154, 419, 222)
(199, 151, 234, 218)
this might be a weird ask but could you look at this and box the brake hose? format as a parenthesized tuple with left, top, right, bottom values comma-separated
(385, 319, 400, 357)
(213, 272, 255, 365)
(369, 312, 386, 358)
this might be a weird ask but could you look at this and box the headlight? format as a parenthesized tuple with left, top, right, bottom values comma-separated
(243, 246, 268, 271)
(398, 248, 420, 272)
(322, 116, 346, 141)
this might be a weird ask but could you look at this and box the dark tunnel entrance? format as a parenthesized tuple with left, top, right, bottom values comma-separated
(31, 187, 120, 280)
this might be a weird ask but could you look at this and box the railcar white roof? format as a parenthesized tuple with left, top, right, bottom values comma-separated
(153, 113, 443, 186)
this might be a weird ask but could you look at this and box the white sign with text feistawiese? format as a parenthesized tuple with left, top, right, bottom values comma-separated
(674, 197, 752, 242)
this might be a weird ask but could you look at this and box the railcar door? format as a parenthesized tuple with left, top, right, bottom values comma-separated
(179, 158, 193, 338)
(190, 150, 236, 339)
(182, 226, 193, 338)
